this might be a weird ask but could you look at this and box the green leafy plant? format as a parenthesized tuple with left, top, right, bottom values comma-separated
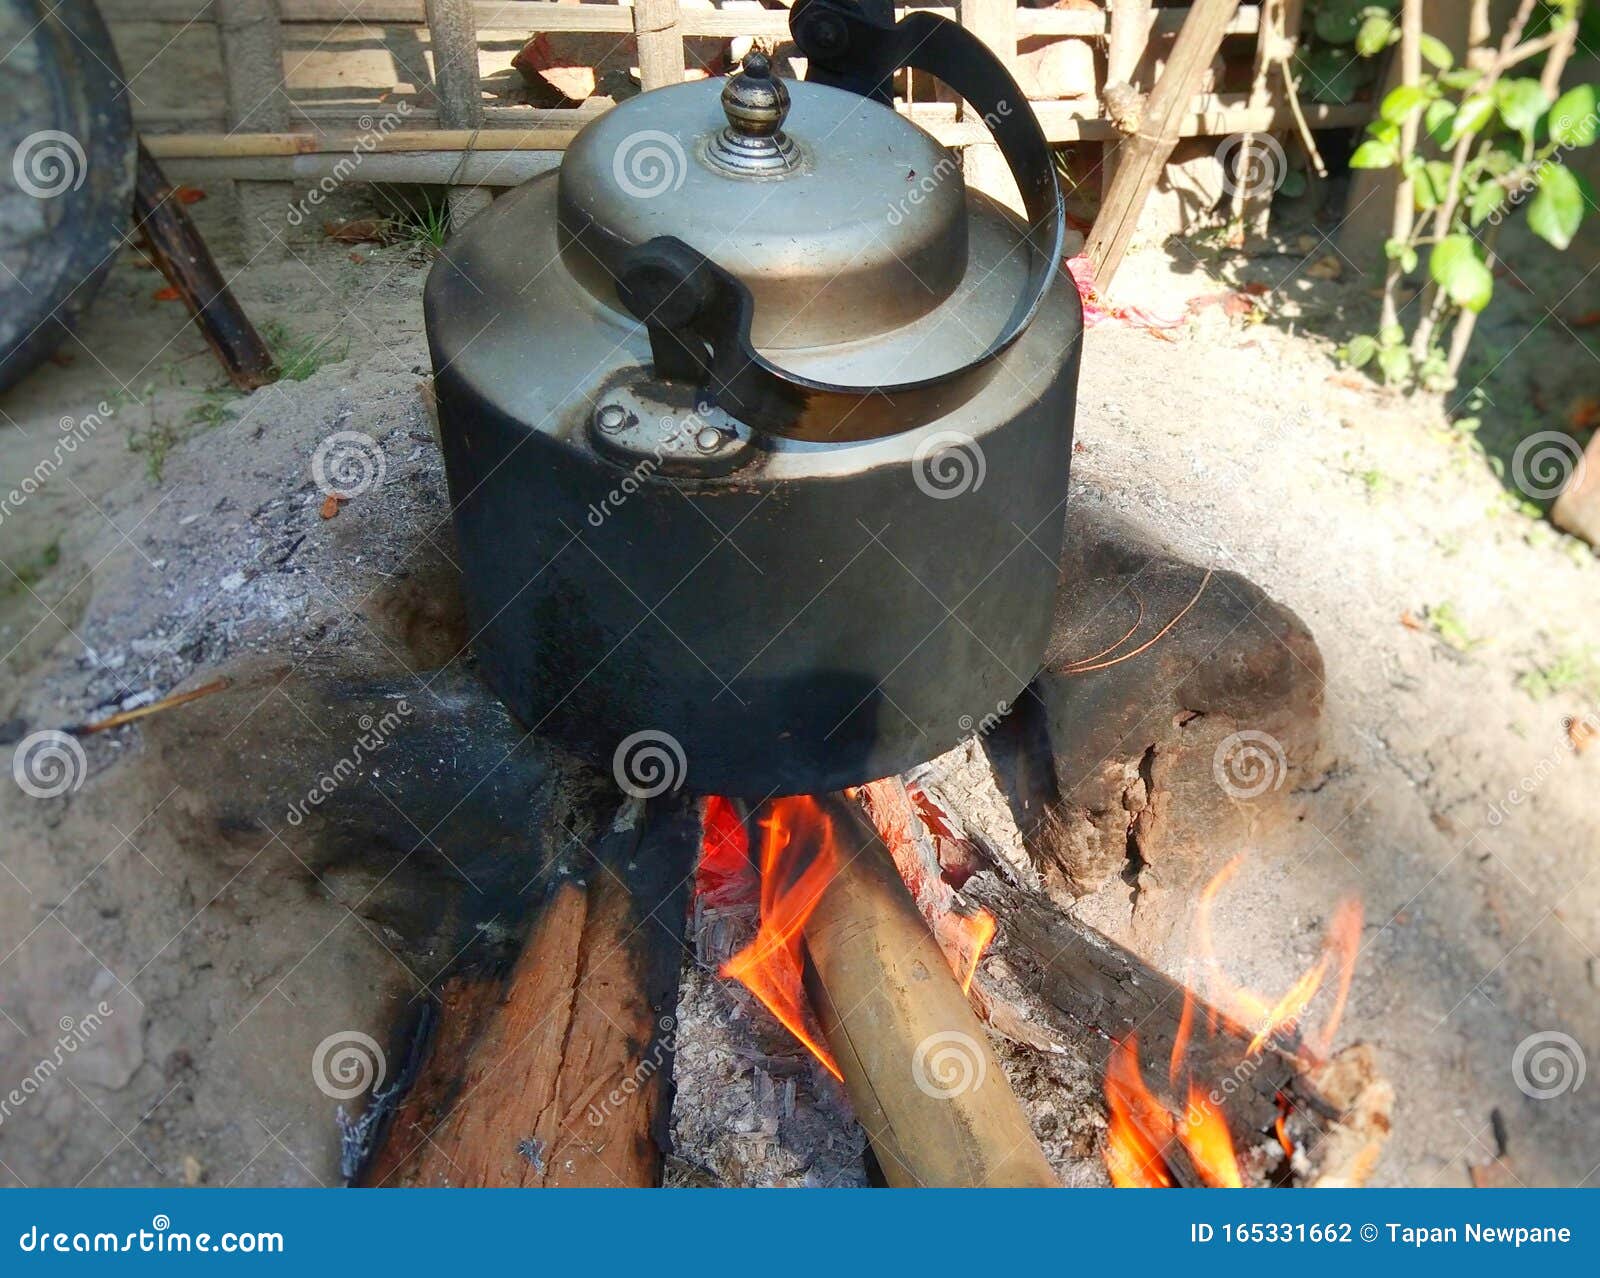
(1337, 0, 1594, 389)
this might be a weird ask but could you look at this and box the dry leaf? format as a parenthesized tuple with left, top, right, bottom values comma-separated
(1399, 611, 1424, 631)
(1567, 397, 1600, 433)
(320, 493, 344, 520)
(174, 185, 206, 205)
(152, 285, 181, 301)
(1568, 716, 1597, 755)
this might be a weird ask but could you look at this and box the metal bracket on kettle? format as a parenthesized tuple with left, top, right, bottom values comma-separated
(607, 0, 1067, 445)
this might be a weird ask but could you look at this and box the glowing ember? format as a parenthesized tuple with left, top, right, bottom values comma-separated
(719, 796, 843, 1079)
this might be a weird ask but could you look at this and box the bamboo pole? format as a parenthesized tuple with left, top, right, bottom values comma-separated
(799, 796, 1056, 1189)
(1380, 0, 1422, 335)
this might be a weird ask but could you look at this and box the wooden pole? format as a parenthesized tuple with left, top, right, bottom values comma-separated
(632, 0, 686, 91)
(358, 795, 698, 1188)
(423, 0, 492, 226)
(957, 0, 1022, 212)
(214, 0, 290, 252)
(1380, 0, 1422, 333)
(1085, 0, 1242, 289)
(1099, 0, 1156, 205)
(134, 143, 277, 391)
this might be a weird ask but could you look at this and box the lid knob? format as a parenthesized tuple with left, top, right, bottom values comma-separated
(707, 53, 801, 176)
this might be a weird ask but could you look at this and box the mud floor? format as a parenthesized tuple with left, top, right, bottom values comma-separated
(1, 184, 1597, 1187)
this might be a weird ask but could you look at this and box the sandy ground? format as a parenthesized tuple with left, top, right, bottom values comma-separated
(1, 168, 1597, 1188)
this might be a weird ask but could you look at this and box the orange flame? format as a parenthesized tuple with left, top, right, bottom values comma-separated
(720, 796, 843, 1079)
(1107, 856, 1364, 1188)
(957, 908, 996, 995)
(1105, 1036, 1176, 1188)
(1178, 1085, 1243, 1188)
(1196, 855, 1363, 1063)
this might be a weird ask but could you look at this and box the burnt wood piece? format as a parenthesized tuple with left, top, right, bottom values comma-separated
(359, 793, 699, 1187)
(133, 142, 276, 391)
(987, 495, 1326, 902)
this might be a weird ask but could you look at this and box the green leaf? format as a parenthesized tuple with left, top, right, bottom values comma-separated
(1528, 163, 1585, 249)
(1467, 180, 1508, 227)
(1356, 14, 1397, 56)
(1367, 118, 1401, 144)
(1440, 68, 1484, 92)
(1379, 323, 1406, 347)
(1451, 94, 1496, 142)
(1377, 343, 1412, 384)
(1350, 138, 1398, 169)
(1382, 238, 1418, 272)
(1430, 235, 1494, 312)
(1419, 34, 1453, 70)
(1315, 0, 1369, 44)
(1344, 334, 1379, 369)
(1495, 78, 1551, 137)
(1411, 160, 1455, 211)
(1549, 84, 1599, 148)
(1424, 99, 1456, 146)
(1381, 83, 1430, 124)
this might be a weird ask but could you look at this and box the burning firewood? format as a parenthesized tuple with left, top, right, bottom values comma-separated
(856, 776, 1392, 1189)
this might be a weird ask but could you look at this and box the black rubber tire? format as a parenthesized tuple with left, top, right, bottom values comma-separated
(0, 0, 136, 394)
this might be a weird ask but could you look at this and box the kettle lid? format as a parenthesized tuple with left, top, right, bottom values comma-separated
(557, 56, 968, 351)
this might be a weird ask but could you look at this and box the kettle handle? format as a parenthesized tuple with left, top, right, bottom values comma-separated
(610, 0, 1069, 444)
